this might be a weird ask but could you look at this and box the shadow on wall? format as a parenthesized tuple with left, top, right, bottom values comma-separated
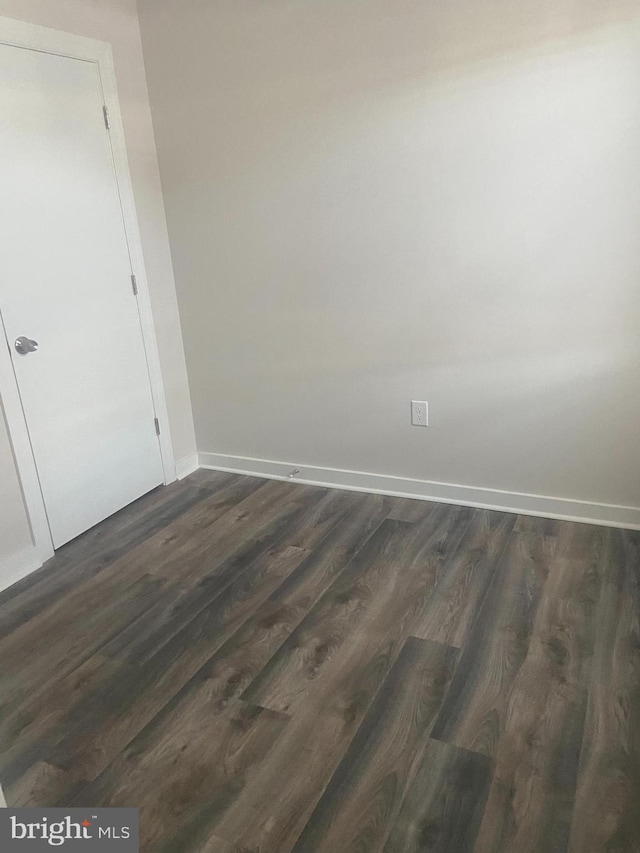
(157, 0, 640, 175)
(139, 0, 640, 507)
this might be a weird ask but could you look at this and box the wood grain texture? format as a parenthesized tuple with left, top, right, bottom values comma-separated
(0, 477, 276, 707)
(39, 544, 310, 786)
(0, 471, 235, 609)
(72, 699, 289, 853)
(209, 627, 402, 852)
(4, 544, 309, 790)
(242, 504, 470, 715)
(0, 479, 212, 631)
(97, 484, 336, 666)
(568, 528, 640, 853)
(384, 738, 492, 853)
(196, 835, 237, 853)
(6, 761, 76, 809)
(430, 514, 556, 755)
(412, 508, 516, 647)
(291, 637, 458, 853)
(145, 479, 320, 587)
(0, 474, 637, 853)
(473, 519, 602, 852)
(0, 574, 168, 718)
(0, 653, 124, 787)
(170, 493, 395, 717)
(212, 507, 473, 851)
(0, 471, 255, 638)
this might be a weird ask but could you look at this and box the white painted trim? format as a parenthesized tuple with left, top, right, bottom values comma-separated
(0, 16, 177, 566)
(0, 545, 44, 594)
(92, 37, 175, 484)
(199, 451, 640, 530)
(175, 453, 199, 480)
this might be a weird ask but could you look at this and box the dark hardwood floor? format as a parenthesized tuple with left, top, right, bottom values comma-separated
(1, 470, 639, 852)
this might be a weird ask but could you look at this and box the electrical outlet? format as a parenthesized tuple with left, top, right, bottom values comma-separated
(411, 400, 428, 427)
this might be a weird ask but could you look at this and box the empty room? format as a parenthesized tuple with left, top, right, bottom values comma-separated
(0, 1, 639, 851)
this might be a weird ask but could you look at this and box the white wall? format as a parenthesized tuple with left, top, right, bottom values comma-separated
(0, 0, 196, 572)
(137, 0, 640, 518)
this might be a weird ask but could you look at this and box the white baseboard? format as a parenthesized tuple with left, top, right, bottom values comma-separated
(175, 452, 200, 481)
(198, 451, 640, 530)
(0, 545, 44, 594)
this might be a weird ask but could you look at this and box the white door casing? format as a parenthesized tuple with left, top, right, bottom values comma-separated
(0, 18, 175, 559)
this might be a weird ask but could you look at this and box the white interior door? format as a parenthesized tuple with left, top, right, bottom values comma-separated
(0, 43, 164, 548)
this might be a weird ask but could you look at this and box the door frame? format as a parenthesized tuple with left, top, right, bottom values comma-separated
(0, 16, 175, 565)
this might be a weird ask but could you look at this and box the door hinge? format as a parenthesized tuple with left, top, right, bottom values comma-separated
(154, 417, 161, 436)
(130, 274, 138, 296)
(102, 105, 111, 130)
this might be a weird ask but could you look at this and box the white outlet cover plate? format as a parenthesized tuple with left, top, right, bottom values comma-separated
(411, 400, 429, 426)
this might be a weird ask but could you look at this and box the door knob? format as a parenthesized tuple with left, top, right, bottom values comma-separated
(15, 336, 39, 355)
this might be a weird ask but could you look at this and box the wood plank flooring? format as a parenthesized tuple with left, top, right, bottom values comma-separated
(0, 471, 639, 852)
